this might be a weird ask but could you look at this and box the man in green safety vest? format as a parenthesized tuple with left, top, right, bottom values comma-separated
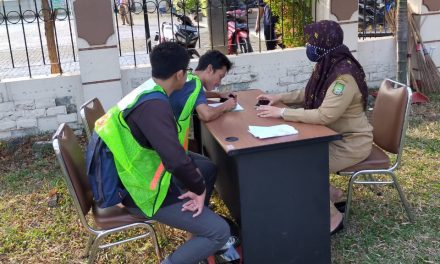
(93, 42, 230, 264)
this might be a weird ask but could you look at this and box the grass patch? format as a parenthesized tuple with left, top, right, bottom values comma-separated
(1, 94, 439, 263)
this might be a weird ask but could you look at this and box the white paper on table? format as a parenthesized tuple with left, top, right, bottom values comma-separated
(208, 102, 244, 112)
(248, 124, 298, 139)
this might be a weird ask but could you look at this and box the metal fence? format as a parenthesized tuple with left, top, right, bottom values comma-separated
(0, 0, 396, 79)
(0, 0, 76, 78)
(358, 0, 395, 39)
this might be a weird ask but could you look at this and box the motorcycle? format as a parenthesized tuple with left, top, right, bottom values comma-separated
(226, 9, 253, 55)
(154, 12, 200, 58)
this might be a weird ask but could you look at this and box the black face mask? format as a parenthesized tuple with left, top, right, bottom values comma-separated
(306, 45, 322, 62)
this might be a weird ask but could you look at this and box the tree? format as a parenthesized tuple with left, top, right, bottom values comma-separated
(396, 0, 408, 84)
(41, 0, 62, 74)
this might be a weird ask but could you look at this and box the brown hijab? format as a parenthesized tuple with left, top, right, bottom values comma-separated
(303, 20, 369, 110)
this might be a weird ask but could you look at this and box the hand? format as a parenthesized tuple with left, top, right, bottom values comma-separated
(255, 24, 260, 33)
(179, 189, 206, 217)
(219, 92, 237, 102)
(256, 105, 284, 118)
(256, 93, 282, 106)
(222, 97, 237, 111)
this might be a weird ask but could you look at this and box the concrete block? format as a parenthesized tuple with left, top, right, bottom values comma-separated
(14, 109, 46, 119)
(0, 131, 12, 140)
(57, 113, 78, 123)
(0, 102, 15, 112)
(31, 108, 47, 118)
(38, 116, 59, 132)
(17, 118, 38, 129)
(15, 100, 36, 110)
(294, 73, 311, 84)
(230, 65, 251, 75)
(0, 120, 16, 131)
(0, 111, 14, 121)
(46, 106, 67, 116)
(11, 128, 39, 138)
(55, 96, 72, 106)
(278, 75, 294, 86)
(0, 83, 7, 103)
(35, 98, 56, 109)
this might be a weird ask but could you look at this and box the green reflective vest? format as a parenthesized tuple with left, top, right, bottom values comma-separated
(95, 75, 201, 217)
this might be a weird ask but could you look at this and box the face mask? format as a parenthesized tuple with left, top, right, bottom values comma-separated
(306, 45, 321, 62)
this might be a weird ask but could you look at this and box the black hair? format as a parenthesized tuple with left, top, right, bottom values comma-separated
(150, 42, 190, 79)
(195, 50, 232, 72)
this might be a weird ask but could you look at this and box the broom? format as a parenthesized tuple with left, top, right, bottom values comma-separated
(408, 6, 440, 94)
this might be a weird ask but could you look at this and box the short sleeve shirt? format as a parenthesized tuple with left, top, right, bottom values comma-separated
(169, 79, 207, 119)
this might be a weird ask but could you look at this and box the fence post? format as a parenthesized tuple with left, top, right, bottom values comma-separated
(73, 0, 123, 110)
(315, 0, 359, 57)
(207, 0, 228, 54)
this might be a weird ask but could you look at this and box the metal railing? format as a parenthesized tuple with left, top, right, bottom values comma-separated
(358, 0, 395, 39)
(0, 0, 316, 78)
(0, 0, 77, 78)
(111, 0, 315, 65)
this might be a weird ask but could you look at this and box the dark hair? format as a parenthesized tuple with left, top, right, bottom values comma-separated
(150, 42, 190, 79)
(195, 50, 232, 72)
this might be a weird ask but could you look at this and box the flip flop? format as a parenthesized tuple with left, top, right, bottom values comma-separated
(330, 218, 344, 236)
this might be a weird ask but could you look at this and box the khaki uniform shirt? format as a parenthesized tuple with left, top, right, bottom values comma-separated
(280, 74, 373, 172)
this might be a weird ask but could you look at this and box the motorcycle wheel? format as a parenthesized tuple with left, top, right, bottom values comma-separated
(239, 37, 253, 53)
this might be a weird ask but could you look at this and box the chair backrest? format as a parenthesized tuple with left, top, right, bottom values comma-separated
(80, 98, 105, 139)
(372, 79, 412, 155)
(53, 123, 93, 224)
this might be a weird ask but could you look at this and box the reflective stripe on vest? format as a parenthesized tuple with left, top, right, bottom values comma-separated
(95, 75, 201, 217)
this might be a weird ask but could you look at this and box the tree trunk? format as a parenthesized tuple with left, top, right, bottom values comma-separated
(396, 0, 408, 84)
(41, 0, 62, 74)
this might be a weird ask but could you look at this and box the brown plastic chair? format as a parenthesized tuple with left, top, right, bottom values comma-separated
(52, 123, 162, 263)
(338, 79, 415, 225)
(80, 98, 105, 139)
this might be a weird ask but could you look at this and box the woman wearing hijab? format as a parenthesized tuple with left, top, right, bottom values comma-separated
(256, 20, 373, 234)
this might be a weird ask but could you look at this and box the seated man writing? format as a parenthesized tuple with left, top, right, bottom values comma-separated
(88, 42, 230, 264)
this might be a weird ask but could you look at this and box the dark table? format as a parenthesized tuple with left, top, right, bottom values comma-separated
(200, 89, 341, 264)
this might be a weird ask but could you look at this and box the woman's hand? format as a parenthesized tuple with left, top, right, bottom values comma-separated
(257, 105, 284, 118)
(256, 94, 282, 106)
(179, 189, 206, 217)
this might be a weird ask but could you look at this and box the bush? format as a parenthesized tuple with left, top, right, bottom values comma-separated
(270, 0, 314, 48)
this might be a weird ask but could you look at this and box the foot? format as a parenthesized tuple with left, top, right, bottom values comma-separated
(330, 185, 344, 203)
(330, 211, 344, 235)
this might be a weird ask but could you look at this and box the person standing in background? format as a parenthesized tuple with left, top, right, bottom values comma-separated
(255, 0, 278, 50)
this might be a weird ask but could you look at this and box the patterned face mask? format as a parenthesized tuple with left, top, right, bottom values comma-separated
(306, 44, 321, 62)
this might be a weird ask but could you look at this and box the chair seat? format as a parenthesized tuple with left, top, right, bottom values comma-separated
(93, 204, 150, 229)
(339, 145, 390, 173)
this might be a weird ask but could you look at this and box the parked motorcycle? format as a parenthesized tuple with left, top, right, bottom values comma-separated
(226, 9, 253, 55)
(154, 12, 200, 58)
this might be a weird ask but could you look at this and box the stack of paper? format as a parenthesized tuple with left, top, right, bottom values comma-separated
(248, 124, 298, 139)
(208, 102, 244, 112)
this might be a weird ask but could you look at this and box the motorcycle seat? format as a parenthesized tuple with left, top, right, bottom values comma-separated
(180, 25, 198, 32)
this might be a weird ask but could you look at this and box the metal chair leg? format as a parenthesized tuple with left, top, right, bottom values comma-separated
(389, 172, 415, 222)
(83, 235, 95, 258)
(344, 172, 359, 226)
(145, 224, 162, 262)
(88, 233, 105, 264)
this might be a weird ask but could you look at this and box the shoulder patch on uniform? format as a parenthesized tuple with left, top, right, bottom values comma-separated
(332, 82, 345, 96)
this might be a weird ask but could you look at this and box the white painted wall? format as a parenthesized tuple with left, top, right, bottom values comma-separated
(0, 36, 398, 140)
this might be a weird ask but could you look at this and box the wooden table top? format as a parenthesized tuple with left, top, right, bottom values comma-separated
(203, 89, 340, 155)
